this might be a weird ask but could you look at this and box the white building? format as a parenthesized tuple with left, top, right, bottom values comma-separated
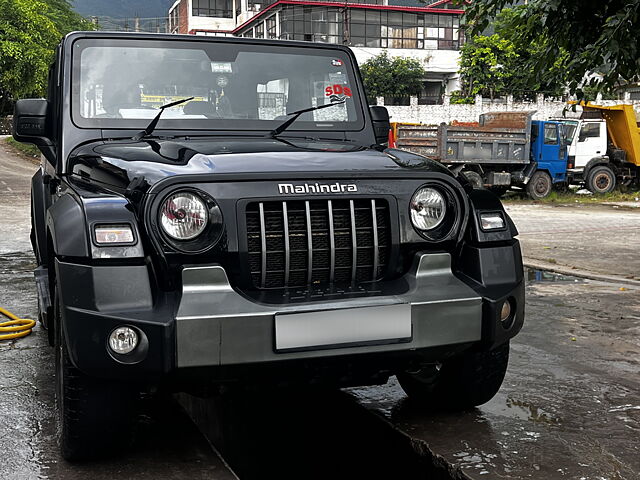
(168, 0, 465, 103)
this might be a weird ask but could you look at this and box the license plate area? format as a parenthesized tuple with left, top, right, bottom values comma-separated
(275, 303, 412, 352)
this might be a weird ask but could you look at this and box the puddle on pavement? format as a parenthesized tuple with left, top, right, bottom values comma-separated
(482, 395, 561, 425)
(525, 268, 586, 284)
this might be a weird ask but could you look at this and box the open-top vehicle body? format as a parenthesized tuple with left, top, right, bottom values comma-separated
(14, 32, 524, 459)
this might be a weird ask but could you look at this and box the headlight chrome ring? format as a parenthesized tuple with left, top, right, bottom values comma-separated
(160, 192, 209, 240)
(410, 187, 446, 231)
(409, 183, 461, 242)
(157, 189, 224, 253)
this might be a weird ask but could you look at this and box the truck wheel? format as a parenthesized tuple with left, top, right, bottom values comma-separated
(397, 342, 509, 410)
(586, 165, 616, 194)
(526, 171, 552, 199)
(54, 285, 137, 460)
(462, 171, 484, 189)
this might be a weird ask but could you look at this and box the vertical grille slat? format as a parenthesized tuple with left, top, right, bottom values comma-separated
(328, 200, 335, 284)
(305, 200, 313, 284)
(371, 199, 379, 282)
(258, 202, 267, 288)
(283, 202, 290, 285)
(349, 200, 357, 284)
(246, 198, 390, 289)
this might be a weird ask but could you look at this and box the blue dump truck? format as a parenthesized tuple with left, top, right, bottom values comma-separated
(391, 111, 568, 199)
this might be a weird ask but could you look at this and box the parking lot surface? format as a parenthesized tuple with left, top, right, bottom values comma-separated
(1, 143, 638, 479)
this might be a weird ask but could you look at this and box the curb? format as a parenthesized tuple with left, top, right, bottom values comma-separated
(524, 259, 640, 287)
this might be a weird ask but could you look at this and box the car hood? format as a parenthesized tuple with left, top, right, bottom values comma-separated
(69, 137, 453, 193)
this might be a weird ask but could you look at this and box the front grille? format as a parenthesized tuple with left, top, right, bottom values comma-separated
(246, 199, 391, 289)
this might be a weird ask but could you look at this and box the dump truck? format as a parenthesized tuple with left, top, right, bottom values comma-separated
(390, 111, 569, 199)
(555, 103, 640, 193)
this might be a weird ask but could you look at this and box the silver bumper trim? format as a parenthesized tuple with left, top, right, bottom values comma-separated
(175, 253, 482, 368)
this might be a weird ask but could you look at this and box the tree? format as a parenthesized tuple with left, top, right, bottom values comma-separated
(0, 0, 59, 108)
(0, 0, 93, 114)
(463, 0, 640, 97)
(44, 0, 95, 34)
(360, 51, 427, 100)
(455, 8, 570, 101)
(456, 34, 517, 100)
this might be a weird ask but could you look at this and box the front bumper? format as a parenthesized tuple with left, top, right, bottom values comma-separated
(56, 243, 524, 381)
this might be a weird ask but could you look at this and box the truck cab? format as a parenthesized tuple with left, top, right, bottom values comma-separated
(528, 119, 569, 189)
(555, 118, 611, 192)
(13, 32, 524, 460)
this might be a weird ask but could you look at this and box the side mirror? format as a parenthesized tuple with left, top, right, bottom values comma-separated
(370, 106, 390, 146)
(13, 99, 51, 147)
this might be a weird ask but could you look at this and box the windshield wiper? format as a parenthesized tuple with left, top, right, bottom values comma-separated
(133, 97, 194, 141)
(267, 100, 346, 138)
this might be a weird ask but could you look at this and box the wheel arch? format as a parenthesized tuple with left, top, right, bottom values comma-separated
(31, 169, 50, 265)
(583, 156, 612, 180)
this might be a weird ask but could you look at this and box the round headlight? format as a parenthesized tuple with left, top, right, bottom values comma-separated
(160, 192, 208, 240)
(410, 187, 446, 231)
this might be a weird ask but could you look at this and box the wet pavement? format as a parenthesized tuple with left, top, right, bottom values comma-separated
(349, 275, 640, 479)
(1, 141, 639, 479)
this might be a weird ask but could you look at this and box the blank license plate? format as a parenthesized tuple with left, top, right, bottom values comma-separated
(275, 303, 411, 351)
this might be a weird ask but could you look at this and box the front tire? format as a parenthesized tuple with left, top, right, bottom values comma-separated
(526, 171, 552, 199)
(462, 171, 484, 189)
(586, 165, 616, 194)
(397, 342, 510, 410)
(54, 285, 137, 460)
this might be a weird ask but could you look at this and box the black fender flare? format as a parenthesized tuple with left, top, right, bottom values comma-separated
(46, 194, 90, 258)
(30, 168, 50, 265)
(583, 157, 611, 180)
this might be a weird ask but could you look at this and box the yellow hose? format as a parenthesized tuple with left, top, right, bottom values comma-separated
(0, 307, 36, 340)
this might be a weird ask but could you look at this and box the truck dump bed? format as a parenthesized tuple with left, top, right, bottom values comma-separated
(394, 111, 535, 165)
(581, 103, 640, 167)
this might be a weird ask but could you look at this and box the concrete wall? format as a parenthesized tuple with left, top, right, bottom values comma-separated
(379, 94, 640, 124)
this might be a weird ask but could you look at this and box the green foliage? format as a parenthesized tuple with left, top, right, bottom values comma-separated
(464, 0, 640, 98)
(0, 0, 59, 102)
(457, 7, 569, 100)
(44, 0, 96, 33)
(449, 90, 475, 104)
(360, 51, 427, 99)
(0, 0, 93, 114)
(457, 34, 517, 99)
(5, 137, 40, 157)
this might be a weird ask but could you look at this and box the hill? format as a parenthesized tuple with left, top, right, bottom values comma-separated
(72, 0, 175, 19)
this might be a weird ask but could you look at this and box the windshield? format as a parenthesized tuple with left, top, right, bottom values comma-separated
(72, 38, 364, 132)
(559, 120, 579, 143)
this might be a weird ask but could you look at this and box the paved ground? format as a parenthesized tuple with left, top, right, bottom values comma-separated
(350, 277, 640, 479)
(0, 141, 237, 480)
(505, 203, 640, 281)
(0, 140, 638, 479)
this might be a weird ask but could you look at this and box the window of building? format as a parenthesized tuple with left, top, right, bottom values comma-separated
(418, 82, 443, 105)
(255, 21, 264, 38)
(279, 6, 343, 43)
(193, 0, 232, 18)
(169, 7, 179, 32)
(266, 15, 277, 38)
(241, 6, 463, 50)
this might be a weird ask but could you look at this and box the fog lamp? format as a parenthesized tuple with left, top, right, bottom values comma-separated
(500, 299, 514, 329)
(108, 326, 139, 355)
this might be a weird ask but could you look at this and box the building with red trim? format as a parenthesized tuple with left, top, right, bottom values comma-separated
(168, 0, 466, 103)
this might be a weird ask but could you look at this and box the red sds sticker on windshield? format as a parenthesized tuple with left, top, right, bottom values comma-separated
(332, 59, 343, 66)
(325, 84, 352, 103)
